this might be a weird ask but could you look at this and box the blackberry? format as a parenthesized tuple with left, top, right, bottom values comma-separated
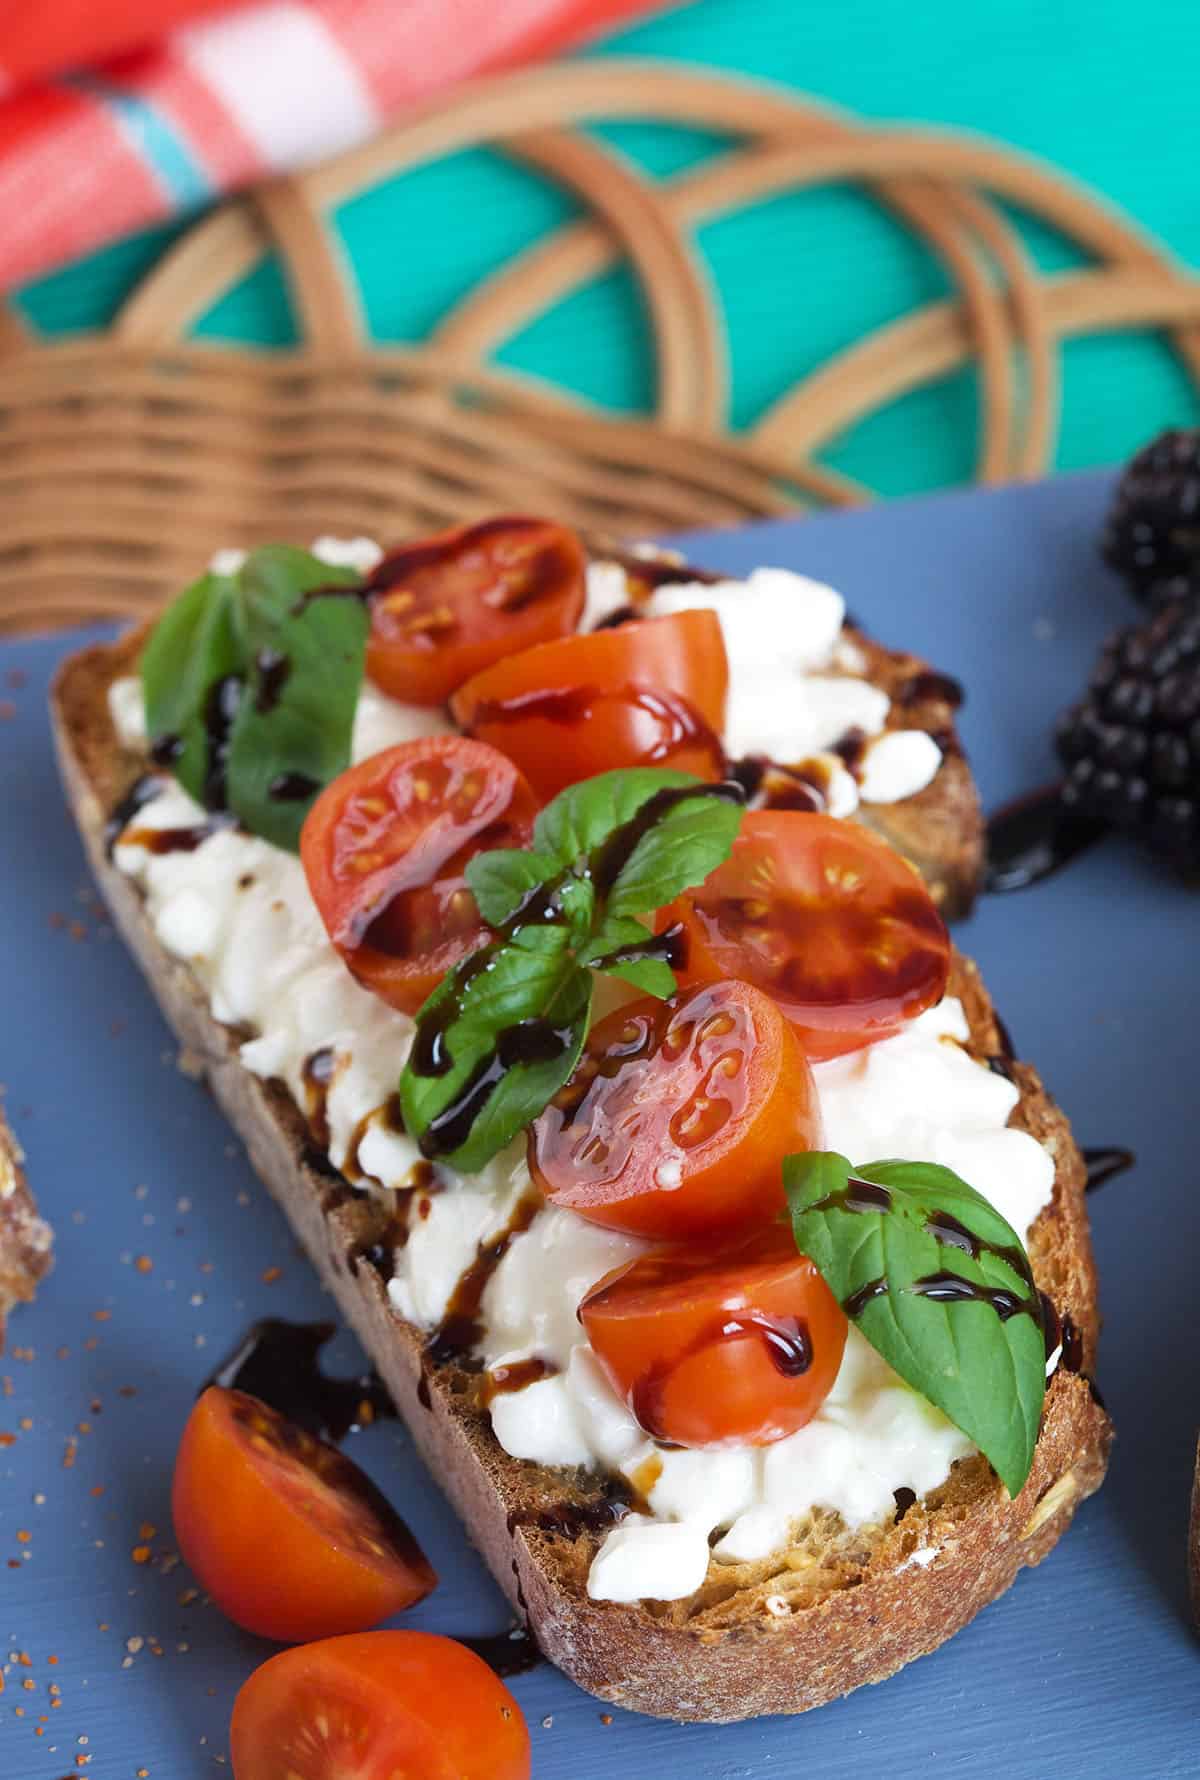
(1057, 598, 1200, 869)
(1101, 428, 1200, 605)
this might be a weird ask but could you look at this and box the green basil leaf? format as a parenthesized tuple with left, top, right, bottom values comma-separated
(140, 570, 240, 802)
(140, 545, 366, 851)
(577, 915, 677, 998)
(224, 548, 366, 850)
(398, 926, 591, 1174)
(604, 785, 743, 920)
(532, 767, 700, 869)
(465, 847, 580, 930)
(785, 1151, 1045, 1499)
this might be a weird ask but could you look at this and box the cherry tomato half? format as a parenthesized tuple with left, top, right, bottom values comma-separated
(300, 736, 538, 1015)
(660, 811, 951, 1061)
(230, 1631, 531, 1780)
(365, 515, 586, 706)
(580, 1225, 848, 1448)
(172, 1388, 435, 1643)
(530, 980, 820, 1238)
(450, 609, 729, 800)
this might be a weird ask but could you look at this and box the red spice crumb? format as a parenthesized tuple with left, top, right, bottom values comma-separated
(49, 912, 66, 930)
(16, 1529, 31, 1543)
(7, 1558, 19, 1568)
(63, 1439, 78, 1469)
(118, 1385, 137, 1398)
(12, 1705, 22, 1716)
(77, 1422, 93, 1436)
(68, 920, 86, 942)
(83, 1337, 99, 1352)
(0, 700, 15, 722)
(139, 1522, 157, 1541)
(0, 1434, 15, 1449)
(2, 1376, 11, 1396)
(56, 1347, 70, 1361)
(48, 1683, 61, 1695)
(134, 1256, 153, 1275)
(92, 1310, 111, 1323)
(600, 1713, 614, 1726)
(261, 1266, 282, 1284)
(12, 1345, 34, 1361)
(47, 1655, 58, 1666)
(18, 1652, 32, 1667)
(19, 1416, 33, 1430)
(90, 1398, 102, 1413)
(132, 1545, 152, 1566)
(22, 1677, 35, 1691)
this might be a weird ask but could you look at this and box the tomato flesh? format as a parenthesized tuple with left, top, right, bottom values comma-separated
(530, 979, 820, 1238)
(661, 811, 951, 1060)
(451, 609, 729, 800)
(365, 515, 586, 706)
(581, 1226, 847, 1448)
(230, 1631, 531, 1780)
(172, 1388, 436, 1643)
(300, 736, 538, 1015)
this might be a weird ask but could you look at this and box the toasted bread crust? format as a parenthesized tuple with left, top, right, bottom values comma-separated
(0, 1105, 54, 1351)
(50, 630, 1107, 1723)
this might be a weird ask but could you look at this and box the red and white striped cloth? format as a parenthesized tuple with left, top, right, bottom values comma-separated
(0, 0, 669, 290)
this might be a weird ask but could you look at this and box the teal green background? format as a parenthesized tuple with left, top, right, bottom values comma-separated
(15, 0, 1200, 498)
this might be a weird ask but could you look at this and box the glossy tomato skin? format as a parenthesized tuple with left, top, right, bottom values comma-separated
(172, 1388, 436, 1644)
(529, 979, 821, 1238)
(300, 736, 538, 1015)
(365, 515, 586, 706)
(661, 811, 951, 1060)
(580, 1226, 848, 1449)
(230, 1631, 531, 1780)
(450, 609, 728, 800)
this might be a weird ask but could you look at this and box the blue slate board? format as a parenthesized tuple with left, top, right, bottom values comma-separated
(1, 470, 1197, 1778)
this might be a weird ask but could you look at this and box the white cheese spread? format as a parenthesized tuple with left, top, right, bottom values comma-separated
(104, 537, 1010, 1607)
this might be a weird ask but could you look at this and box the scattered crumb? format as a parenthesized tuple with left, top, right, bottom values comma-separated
(131, 1546, 151, 1566)
(134, 1256, 153, 1275)
(261, 1266, 282, 1284)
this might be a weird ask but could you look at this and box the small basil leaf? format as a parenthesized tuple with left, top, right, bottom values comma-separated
(577, 915, 677, 998)
(465, 848, 574, 929)
(532, 767, 699, 869)
(225, 549, 366, 850)
(785, 1151, 1045, 1499)
(140, 571, 240, 803)
(399, 926, 591, 1173)
(605, 785, 743, 920)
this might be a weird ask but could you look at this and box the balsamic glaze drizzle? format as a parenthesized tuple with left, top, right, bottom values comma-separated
(984, 783, 1106, 893)
(457, 1629, 543, 1679)
(1081, 1145, 1135, 1193)
(203, 1318, 393, 1442)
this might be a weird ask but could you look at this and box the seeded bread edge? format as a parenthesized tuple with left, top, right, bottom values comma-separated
(0, 1104, 54, 1352)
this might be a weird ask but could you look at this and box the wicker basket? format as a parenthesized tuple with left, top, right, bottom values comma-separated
(2, 60, 1199, 631)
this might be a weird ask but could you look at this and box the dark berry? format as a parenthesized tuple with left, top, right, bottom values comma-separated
(1055, 598, 1200, 870)
(1102, 429, 1200, 605)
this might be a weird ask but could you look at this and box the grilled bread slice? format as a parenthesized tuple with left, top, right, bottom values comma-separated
(0, 1105, 53, 1350)
(51, 619, 1105, 1723)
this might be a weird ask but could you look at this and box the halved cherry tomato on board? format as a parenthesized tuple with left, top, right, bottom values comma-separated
(300, 736, 538, 1015)
(450, 609, 729, 800)
(530, 979, 821, 1238)
(230, 1631, 531, 1780)
(365, 515, 586, 706)
(660, 811, 950, 1061)
(580, 1225, 847, 1449)
(172, 1388, 436, 1643)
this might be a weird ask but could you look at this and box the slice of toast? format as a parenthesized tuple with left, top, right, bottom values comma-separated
(51, 624, 1105, 1723)
(0, 1104, 54, 1351)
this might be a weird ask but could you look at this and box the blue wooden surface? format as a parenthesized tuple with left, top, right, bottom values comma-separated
(1, 471, 1198, 1777)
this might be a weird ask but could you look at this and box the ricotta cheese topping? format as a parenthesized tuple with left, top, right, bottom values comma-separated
(105, 536, 1015, 1607)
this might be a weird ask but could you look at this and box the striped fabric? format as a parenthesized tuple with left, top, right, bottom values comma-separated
(0, 0, 666, 290)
